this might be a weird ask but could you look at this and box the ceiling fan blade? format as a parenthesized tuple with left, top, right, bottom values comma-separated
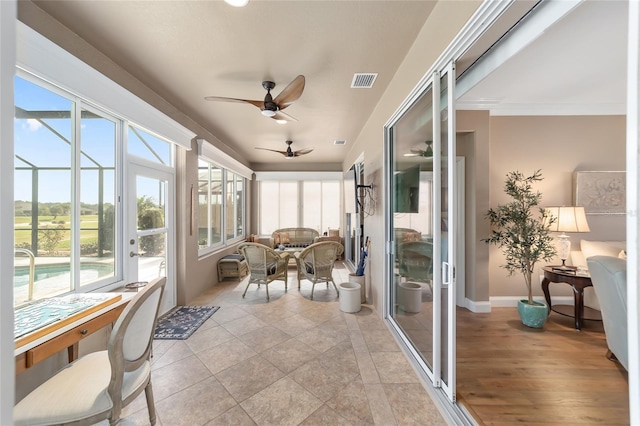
(204, 96, 265, 109)
(271, 110, 298, 122)
(293, 148, 314, 156)
(273, 75, 305, 110)
(255, 147, 288, 155)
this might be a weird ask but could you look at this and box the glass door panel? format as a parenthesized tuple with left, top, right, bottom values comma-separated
(438, 65, 456, 400)
(386, 62, 457, 403)
(128, 165, 174, 314)
(390, 82, 436, 372)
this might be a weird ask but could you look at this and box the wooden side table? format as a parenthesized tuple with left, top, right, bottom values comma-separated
(541, 266, 602, 330)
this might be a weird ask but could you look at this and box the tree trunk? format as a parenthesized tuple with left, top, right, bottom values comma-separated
(524, 270, 533, 304)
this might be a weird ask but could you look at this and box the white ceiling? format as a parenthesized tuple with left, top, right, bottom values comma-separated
(29, 1, 628, 169)
(458, 1, 628, 116)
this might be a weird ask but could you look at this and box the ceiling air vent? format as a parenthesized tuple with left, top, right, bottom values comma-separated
(351, 73, 378, 88)
(334, 140, 346, 145)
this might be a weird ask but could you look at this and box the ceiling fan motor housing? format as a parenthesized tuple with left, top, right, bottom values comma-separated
(261, 81, 278, 114)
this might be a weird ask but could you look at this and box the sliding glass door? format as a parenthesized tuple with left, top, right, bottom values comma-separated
(385, 62, 457, 401)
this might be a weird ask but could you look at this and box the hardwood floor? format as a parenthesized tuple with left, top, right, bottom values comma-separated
(456, 307, 629, 425)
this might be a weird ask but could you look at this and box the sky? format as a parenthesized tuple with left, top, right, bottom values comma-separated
(14, 76, 170, 205)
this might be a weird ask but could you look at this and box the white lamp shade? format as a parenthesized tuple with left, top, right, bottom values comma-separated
(224, 0, 249, 6)
(544, 206, 590, 233)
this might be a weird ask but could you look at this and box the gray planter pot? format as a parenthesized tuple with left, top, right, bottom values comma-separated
(516, 299, 548, 328)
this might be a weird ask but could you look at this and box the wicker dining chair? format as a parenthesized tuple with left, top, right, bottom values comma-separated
(237, 242, 291, 300)
(295, 241, 344, 300)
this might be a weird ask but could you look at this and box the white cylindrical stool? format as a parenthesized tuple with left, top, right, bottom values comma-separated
(339, 282, 362, 313)
(399, 282, 422, 313)
(349, 273, 366, 303)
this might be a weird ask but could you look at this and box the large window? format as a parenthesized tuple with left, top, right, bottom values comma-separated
(226, 171, 243, 239)
(257, 174, 342, 235)
(14, 75, 119, 306)
(128, 125, 173, 166)
(198, 159, 246, 253)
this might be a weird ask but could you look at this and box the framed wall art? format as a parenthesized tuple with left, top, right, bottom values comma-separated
(573, 171, 626, 215)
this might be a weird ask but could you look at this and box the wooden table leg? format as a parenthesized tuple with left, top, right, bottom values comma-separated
(67, 343, 79, 363)
(573, 285, 584, 331)
(541, 278, 552, 315)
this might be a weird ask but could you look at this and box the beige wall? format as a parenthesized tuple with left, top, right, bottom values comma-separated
(457, 110, 491, 303)
(343, 1, 482, 313)
(486, 115, 626, 299)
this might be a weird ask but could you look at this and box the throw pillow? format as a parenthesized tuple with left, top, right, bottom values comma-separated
(581, 240, 624, 260)
(619, 249, 627, 260)
(273, 233, 281, 245)
(279, 232, 291, 244)
(305, 262, 315, 274)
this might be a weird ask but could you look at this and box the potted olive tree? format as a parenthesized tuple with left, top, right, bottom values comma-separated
(482, 170, 557, 328)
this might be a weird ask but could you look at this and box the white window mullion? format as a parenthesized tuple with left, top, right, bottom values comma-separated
(207, 164, 213, 246)
(222, 170, 227, 243)
(71, 99, 81, 292)
(298, 181, 303, 228)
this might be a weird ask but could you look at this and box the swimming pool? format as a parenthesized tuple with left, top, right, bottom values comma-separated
(14, 262, 115, 288)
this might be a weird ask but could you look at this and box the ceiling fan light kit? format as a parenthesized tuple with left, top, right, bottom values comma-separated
(404, 140, 433, 157)
(205, 75, 305, 122)
(223, 0, 249, 7)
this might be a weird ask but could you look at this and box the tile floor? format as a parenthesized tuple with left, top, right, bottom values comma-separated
(117, 262, 447, 425)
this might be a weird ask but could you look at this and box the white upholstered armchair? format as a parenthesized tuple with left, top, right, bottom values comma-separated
(14, 277, 167, 425)
(586, 255, 628, 371)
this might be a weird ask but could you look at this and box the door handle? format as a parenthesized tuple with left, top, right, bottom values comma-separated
(129, 251, 144, 257)
(442, 261, 451, 286)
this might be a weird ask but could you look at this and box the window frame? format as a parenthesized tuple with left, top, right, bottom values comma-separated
(13, 72, 125, 302)
(197, 157, 247, 257)
(255, 171, 343, 235)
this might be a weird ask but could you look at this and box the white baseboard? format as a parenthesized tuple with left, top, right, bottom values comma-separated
(462, 298, 491, 313)
(490, 295, 574, 308)
(462, 296, 573, 314)
(461, 296, 575, 312)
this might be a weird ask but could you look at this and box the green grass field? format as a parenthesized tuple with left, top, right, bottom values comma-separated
(14, 215, 105, 249)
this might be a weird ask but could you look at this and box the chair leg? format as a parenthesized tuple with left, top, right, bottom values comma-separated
(242, 281, 251, 298)
(266, 283, 270, 300)
(330, 279, 340, 297)
(311, 282, 315, 300)
(145, 381, 157, 426)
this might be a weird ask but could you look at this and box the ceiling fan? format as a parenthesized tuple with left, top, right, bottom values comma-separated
(204, 75, 305, 122)
(404, 140, 433, 157)
(255, 140, 314, 159)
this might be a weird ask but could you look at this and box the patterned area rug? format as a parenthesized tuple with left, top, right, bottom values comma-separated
(154, 306, 219, 340)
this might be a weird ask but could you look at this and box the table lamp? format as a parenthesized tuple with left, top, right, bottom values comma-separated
(544, 206, 590, 271)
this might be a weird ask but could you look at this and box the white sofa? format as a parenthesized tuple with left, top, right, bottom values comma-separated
(570, 240, 626, 310)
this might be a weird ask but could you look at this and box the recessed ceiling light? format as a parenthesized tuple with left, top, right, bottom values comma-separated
(224, 0, 249, 7)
